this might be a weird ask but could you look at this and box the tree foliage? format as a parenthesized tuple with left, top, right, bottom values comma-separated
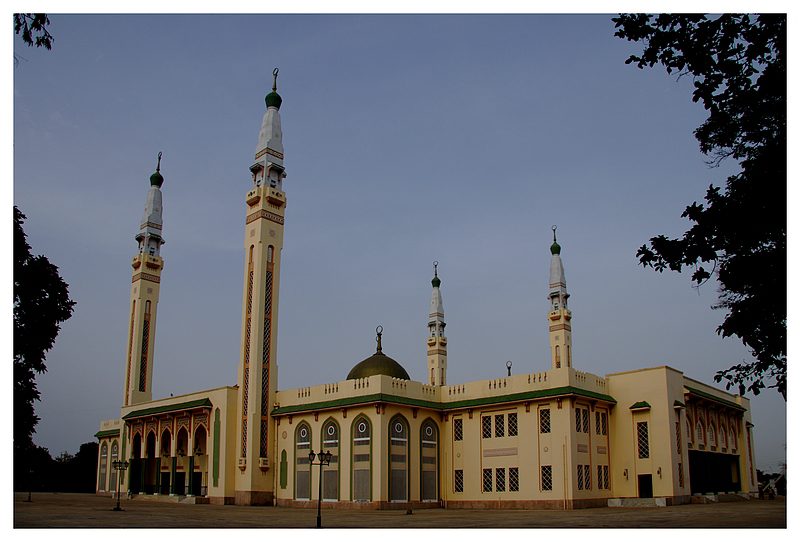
(14, 207, 75, 460)
(13, 13, 53, 49)
(613, 14, 786, 399)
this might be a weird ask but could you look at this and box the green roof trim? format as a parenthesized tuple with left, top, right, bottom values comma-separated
(685, 386, 746, 412)
(94, 429, 120, 439)
(630, 401, 651, 410)
(272, 386, 616, 416)
(673, 400, 686, 408)
(123, 398, 212, 420)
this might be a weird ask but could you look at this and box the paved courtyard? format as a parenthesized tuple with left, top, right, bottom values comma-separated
(13, 492, 785, 529)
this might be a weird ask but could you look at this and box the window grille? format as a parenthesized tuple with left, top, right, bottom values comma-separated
(603, 465, 609, 490)
(708, 424, 716, 447)
(577, 464, 584, 490)
(508, 413, 518, 437)
(496, 468, 506, 492)
(454, 418, 463, 441)
(540, 409, 551, 434)
(678, 462, 684, 488)
(482, 468, 493, 492)
(509, 467, 519, 492)
(601, 412, 608, 435)
(482, 416, 492, 439)
(596, 411, 601, 434)
(637, 421, 650, 459)
(597, 465, 603, 490)
(675, 420, 682, 453)
(541, 465, 553, 491)
(495, 414, 505, 438)
(454, 470, 464, 493)
(582, 409, 589, 433)
(696, 421, 704, 445)
(584, 465, 591, 490)
(575, 409, 582, 432)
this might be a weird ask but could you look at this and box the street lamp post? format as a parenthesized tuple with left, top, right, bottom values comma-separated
(112, 460, 130, 511)
(308, 450, 332, 528)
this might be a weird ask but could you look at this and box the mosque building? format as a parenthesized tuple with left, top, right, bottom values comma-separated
(95, 72, 758, 508)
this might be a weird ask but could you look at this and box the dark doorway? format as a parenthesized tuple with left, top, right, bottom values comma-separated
(638, 474, 653, 498)
(689, 450, 741, 494)
(160, 472, 170, 495)
(175, 472, 186, 495)
(192, 472, 203, 496)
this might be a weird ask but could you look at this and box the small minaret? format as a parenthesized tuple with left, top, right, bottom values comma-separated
(235, 69, 287, 504)
(547, 226, 573, 369)
(427, 261, 447, 386)
(123, 153, 166, 406)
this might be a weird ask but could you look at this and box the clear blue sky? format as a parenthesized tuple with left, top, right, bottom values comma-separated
(12, 13, 786, 471)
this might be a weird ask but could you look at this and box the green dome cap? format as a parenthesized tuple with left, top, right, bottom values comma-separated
(550, 225, 561, 254)
(346, 326, 410, 380)
(265, 67, 282, 110)
(431, 261, 441, 287)
(431, 275, 441, 288)
(150, 152, 164, 187)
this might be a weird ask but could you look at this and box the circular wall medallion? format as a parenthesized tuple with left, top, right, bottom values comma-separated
(425, 426, 433, 437)
(282, 431, 287, 439)
(327, 425, 336, 436)
(358, 422, 367, 433)
(394, 422, 403, 434)
(544, 446, 548, 452)
(300, 427, 307, 438)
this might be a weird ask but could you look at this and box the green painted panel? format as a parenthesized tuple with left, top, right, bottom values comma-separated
(280, 449, 287, 489)
(213, 408, 221, 487)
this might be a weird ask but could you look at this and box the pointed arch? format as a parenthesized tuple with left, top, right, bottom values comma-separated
(351, 415, 372, 502)
(320, 417, 340, 501)
(696, 417, 705, 446)
(294, 422, 312, 500)
(109, 440, 119, 493)
(98, 442, 109, 491)
(160, 428, 172, 458)
(708, 422, 716, 447)
(420, 417, 439, 502)
(388, 414, 410, 502)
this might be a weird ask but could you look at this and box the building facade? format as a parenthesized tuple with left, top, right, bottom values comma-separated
(95, 74, 758, 508)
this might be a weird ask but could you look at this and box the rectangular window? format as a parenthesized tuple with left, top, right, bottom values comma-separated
(678, 463, 684, 488)
(601, 412, 608, 435)
(495, 414, 505, 438)
(596, 411, 601, 434)
(575, 409, 582, 432)
(508, 413, 518, 437)
(509, 467, 519, 492)
(582, 409, 589, 434)
(541, 465, 553, 491)
(482, 416, 492, 439)
(637, 421, 650, 459)
(540, 409, 551, 434)
(496, 468, 506, 492)
(482, 468, 493, 492)
(577, 464, 584, 490)
(584, 465, 591, 490)
(454, 418, 463, 441)
(675, 420, 682, 454)
(454, 469, 464, 493)
(597, 465, 603, 490)
(603, 465, 609, 489)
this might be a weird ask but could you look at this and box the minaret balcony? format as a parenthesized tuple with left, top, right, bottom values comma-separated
(266, 189, 285, 208)
(548, 309, 572, 321)
(246, 189, 261, 206)
(427, 337, 436, 346)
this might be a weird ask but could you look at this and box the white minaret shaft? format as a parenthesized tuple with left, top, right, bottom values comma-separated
(547, 226, 573, 369)
(123, 154, 166, 406)
(427, 262, 447, 385)
(235, 69, 286, 504)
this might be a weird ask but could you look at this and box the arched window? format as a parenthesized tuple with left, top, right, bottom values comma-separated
(321, 419, 339, 501)
(420, 419, 439, 502)
(696, 419, 705, 445)
(352, 416, 371, 501)
(389, 415, 409, 502)
(708, 423, 716, 447)
(267, 245, 274, 263)
(109, 441, 119, 492)
(161, 429, 171, 458)
(98, 443, 109, 491)
(730, 424, 737, 451)
(555, 345, 561, 368)
(686, 418, 692, 443)
(720, 425, 727, 449)
(295, 423, 312, 500)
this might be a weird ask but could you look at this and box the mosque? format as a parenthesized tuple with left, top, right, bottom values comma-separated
(95, 71, 758, 508)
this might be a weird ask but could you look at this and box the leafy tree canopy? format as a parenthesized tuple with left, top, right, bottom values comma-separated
(13, 13, 53, 49)
(613, 14, 786, 398)
(14, 207, 75, 456)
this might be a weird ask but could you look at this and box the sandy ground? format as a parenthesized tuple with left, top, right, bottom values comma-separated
(13, 492, 786, 529)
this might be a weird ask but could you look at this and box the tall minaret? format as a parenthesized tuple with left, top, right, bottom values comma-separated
(427, 262, 447, 385)
(235, 69, 286, 505)
(547, 226, 572, 369)
(123, 153, 166, 406)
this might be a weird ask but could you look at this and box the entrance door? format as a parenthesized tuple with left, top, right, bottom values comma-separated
(160, 472, 170, 495)
(192, 472, 203, 496)
(129, 459, 141, 493)
(638, 474, 653, 498)
(175, 472, 186, 495)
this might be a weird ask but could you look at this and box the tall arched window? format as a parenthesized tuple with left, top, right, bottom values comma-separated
(696, 419, 705, 445)
(98, 443, 108, 491)
(389, 415, 409, 502)
(420, 419, 439, 502)
(720, 425, 728, 449)
(686, 418, 692, 444)
(295, 423, 312, 500)
(729, 424, 737, 452)
(109, 441, 119, 492)
(321, 419, 339, 501)
(708, 423, 716, 447)
(555, 345, 561, 368)
(352, 416, 371, 501)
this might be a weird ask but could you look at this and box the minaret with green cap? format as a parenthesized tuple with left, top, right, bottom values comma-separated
(123, 153, 166, 407)
(427, 262, 448, 385)
(235, 70, 287, 504)
(547, 226, 572, 369)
